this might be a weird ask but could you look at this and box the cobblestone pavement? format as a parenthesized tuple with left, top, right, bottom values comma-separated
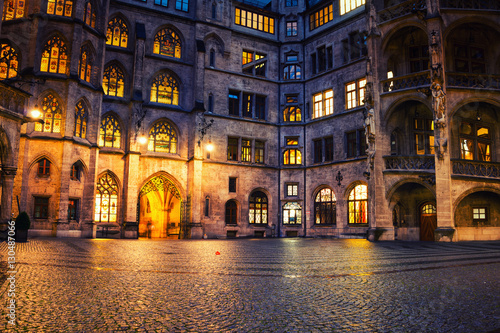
(1, 238, 499, 332)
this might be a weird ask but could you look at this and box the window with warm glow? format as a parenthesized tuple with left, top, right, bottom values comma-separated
(2, 0, 25, 20)
(47, 0, 73, 16)
(249, 191, 268, 224)
(315, 188, 336, 224)
(242, 50, 266, 77)
(106, 17, 128, 48)
(348, 184, 368, 224)
(414, 117, 434, 155)
(241, 139, 251, 162)
(103, 64, 125, 97)
(84, 1, 96, 28)
(255, 140, 264, 164)
(79, 44, 94, 83)
(313, 89, 333, 119)
(235, 8, 275, 34)
(340, 0, 365, 15)
(40, 36, 68, 75)
(35, 94, 63, 133)
(286, 184, 298, 197)
(99, 114, 121, 148)
(150, 72, 179, 105)
(283, 202, 302, 224)
(94, 173, 119, 223)
(284, 149, 302, 165)
(0, 43, 18, 79)
(310, 4, 333, 30)
(345, 78, 366, 109)
(74, 100, 87, 139)
(472, 207, 488, 224)
(153, 28, 181, 58)
(459, 121, 491, 161)
(148, 121, 178, 153)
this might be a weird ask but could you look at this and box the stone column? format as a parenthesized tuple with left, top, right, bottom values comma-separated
(0, 167, 17, 233)
(122, 151, 140, 239)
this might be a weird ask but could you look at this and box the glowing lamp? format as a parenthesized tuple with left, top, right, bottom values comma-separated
(138, 136, 148, 145)
(206, 141, 214, 152)
(30, 104, 41, 119)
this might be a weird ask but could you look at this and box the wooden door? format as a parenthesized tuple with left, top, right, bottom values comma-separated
(420, 203, 437, 241)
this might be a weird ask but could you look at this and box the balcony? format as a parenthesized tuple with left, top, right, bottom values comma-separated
(446, 73, 500, 90)
(381, 71, 430, 93)
(384, 155, 435, 171)
(378, 0, 426, 23)
(441, 0, 500, 10)
(452, 159, 500, 179)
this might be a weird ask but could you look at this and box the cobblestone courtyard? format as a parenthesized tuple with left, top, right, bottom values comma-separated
(1, 238, 499, 332)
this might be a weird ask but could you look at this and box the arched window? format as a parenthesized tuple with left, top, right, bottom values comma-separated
(283, 202, 302, 224)
(79, 44, 94, 83)
(283, 106, 302, 122)
(314, 188, 336, 225)
(283, 65, 301, 80)
(283, 149, 301, 165)
(94, 173, 119, 223)
(153, 28, 181, 58)
(102, 63, 125, 97)
(47, 0, 73, 16)
(84, 1, 96, 28)
(148, 121, 177, 153)
(0, 43, 19, 79)
(40, 36, 68, 74)
(249, 191, 268, 224)
(348, 184, 368, 224)
(2, 0, 25, 20)
(74, 100, 88, 138)
(106, 17, 128, 48)
(225, 200, 237, 225)
(70, 162, 81, 180)
(35, 94, 63, 133)
(459, 121, 491, 161)
(150, 72, 179, 105)
(99, 114, 121, 148)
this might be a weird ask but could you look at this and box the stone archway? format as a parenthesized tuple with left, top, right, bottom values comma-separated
(138, 174, 182, 239)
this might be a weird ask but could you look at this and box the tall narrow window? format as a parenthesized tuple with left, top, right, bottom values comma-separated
(79, 44, 94, 83)
(225, 200, 237, 224)
(35, 94, 63, 133)
(209, 49, 215, 67)
(283, 202, 302, 224)
(459, 121, 491, 161)
(255, 95, 266, 120)
(255, 140, 264, 164)
(241, 139, 251, 162)
(40, 36, 68, 74)
(3, 0, 25, 20)
(84, 1, 96, 28)
(175, 0, 188, 12)
(94, 173, 119, 223)
(229, 177, 237, 192)
(348, 184, 368, 224)
(74, 100, 88, 139)
(70, 163, 80, 180)
(314, 140, 323, 163)
(243, 93, 252, 117)
(325, 137, 334, 162)
(286, 21, 298, 37)
(208, 94, 214, 113)
(148, 121, 177, 153)
(0, 43, 19, 79)
(346, 131, 357, 158)
(68, 199, 78, 220)
(228, 91, 240, 116)
(150, 72, 179, 105)
(106, 17, 128, 48)
(414, 117, 435, 155)
(102, 64, 125, 97)
(315, 188, 336, 225)
(313, 89, 333, 119)
(249, 191, 268, 224)
(98, 114, 121, 148)
(37, 158, 51, 176)
(227, 137, 238, 161)
(153, 28, 182, 58)
(47, 0, 73, 16)
(211, 2, 216, 19)
(204, 196, 210, 217)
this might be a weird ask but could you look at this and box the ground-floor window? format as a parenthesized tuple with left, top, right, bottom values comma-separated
(314, 188, 336, 224)
(225, 200, 237, 225)
(34, 197, 49, 219)
(94, 173, 119, 223)
(283, 202, 302, 224)
(249, 191, 268, 224)
(348, 184, 367, 224)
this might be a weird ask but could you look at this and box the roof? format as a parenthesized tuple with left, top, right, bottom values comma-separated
(236, 0, 272, 10)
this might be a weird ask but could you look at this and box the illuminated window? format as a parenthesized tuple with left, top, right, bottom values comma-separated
(68, 199, 78, 220)
(315, 188, 336, 224)
(98, 114, 121, 148)
(241, 139, 251, 162)
(37, 158, 51, 176)
(35, 94, 63, 133)
(0, 43, 18, 79)
(459, 121, 491, 161)
(235, 8, 275, 34)
(255, 140, 264, 164)
(106, 17, 128, 48)
(414, 117, 435, 155)
(34, 197, 49, 219)
(175, 0, 188, 12)
(40, 36, 68, 75)
(74, 100, 87, 139)
(103, 63, 125, 97)
(150, 72, 179, 105)
(286, 21, 298, 37)
(284, 149, 302, 165)
(309, 4, 333, 31)
(79, 44, 94, 83)
(47, 0, 73, 16)
(249, 191, 268, 224)
(242, 50, 266, 77)
(345, 78, 366, 109)
(283, 202, 302, 224)
(472, 207, 488, 224)
(283, 65, 301, 80)
(348, 184, 368, 224)
(2, 0, 25, 20)
(94, 173, 119, 223)
(153, 28, 181, 58)
(148, 121, 177, 153)
(84, 1, 96, 28)
(283, 106, 301, 122)
(286, 184, 298, 197)
(340, 0, 365, 15)
(313, 89, 333, 119)
(225, 200, 237, 224)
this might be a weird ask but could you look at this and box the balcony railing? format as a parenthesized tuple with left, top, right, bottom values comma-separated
(381, 71, 430, 93)
(441, 0, 500, 10)
(378, 0, 426, 23)
(452, 159, 500, 179)
(446, 73, 500, 90)
(384, 155, 435, 171)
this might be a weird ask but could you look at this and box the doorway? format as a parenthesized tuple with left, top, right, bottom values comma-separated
(420, 203, 437, 241)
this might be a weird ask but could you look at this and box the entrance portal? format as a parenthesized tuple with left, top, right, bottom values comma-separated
(420, 203, 437, 241)
(138, 174, 182, 238)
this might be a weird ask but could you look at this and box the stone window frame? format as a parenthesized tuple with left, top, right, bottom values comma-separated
(314, 187, 336, 225)
(106, 16, 129, 48)
(225, 200, 238, 225)
(0, 42, 19, 79)
(345, 77, 366, 110)
(33, 196, 50, 219)
(472, 206, 489, 225)
(248, 190, 268, 225)
(2, 0, 26, 20)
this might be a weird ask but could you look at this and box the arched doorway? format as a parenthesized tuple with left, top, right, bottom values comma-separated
(138, 174, 182, 238)
(420, 202, 437, 241)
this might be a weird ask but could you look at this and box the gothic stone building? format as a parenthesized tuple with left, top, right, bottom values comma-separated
(0, 0, 499, 241)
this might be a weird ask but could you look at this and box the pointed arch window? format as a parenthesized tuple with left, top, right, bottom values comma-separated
(153, 28, 181, 58)
(314, 188, 336, 225)
(249, 191, 268, 224)
(84, 1, 96, 28)
(225, 200, 237, 225)
(102, 64, 125, 97)
(47, 0, 73, 16)
(35, 94, 63, 133)
(79, 44, 94, 83)
(74, 100, 88, 138)
(40, 36, 68, 74)
(94, 173, 119, 223)
(148, 121, 177, 153)
(99, 114, 121, 148)
(150, 72, 179, 105)
(106, 17, 128, 48)
(0, 43, 19, 79)
(37, 158, 51, 176)
(348, 184, 368, 224)
(2, 0, 25, 20)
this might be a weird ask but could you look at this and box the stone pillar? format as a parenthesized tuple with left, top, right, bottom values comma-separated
(81, 146, 99, 238)
(0, 168, 17, 235)
(122, 151, 140, 239)
(56, 140, 73, 237)
(187, 156, 204, 239)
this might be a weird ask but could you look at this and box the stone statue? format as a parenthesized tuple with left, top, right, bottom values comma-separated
(431, 82, 446, 126)
(364, 108, 376, 170)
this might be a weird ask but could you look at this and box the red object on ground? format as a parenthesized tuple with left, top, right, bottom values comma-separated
(215, 251, 220, 255)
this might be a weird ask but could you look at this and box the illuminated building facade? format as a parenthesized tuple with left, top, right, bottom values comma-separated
(0, 0, 499, 241)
